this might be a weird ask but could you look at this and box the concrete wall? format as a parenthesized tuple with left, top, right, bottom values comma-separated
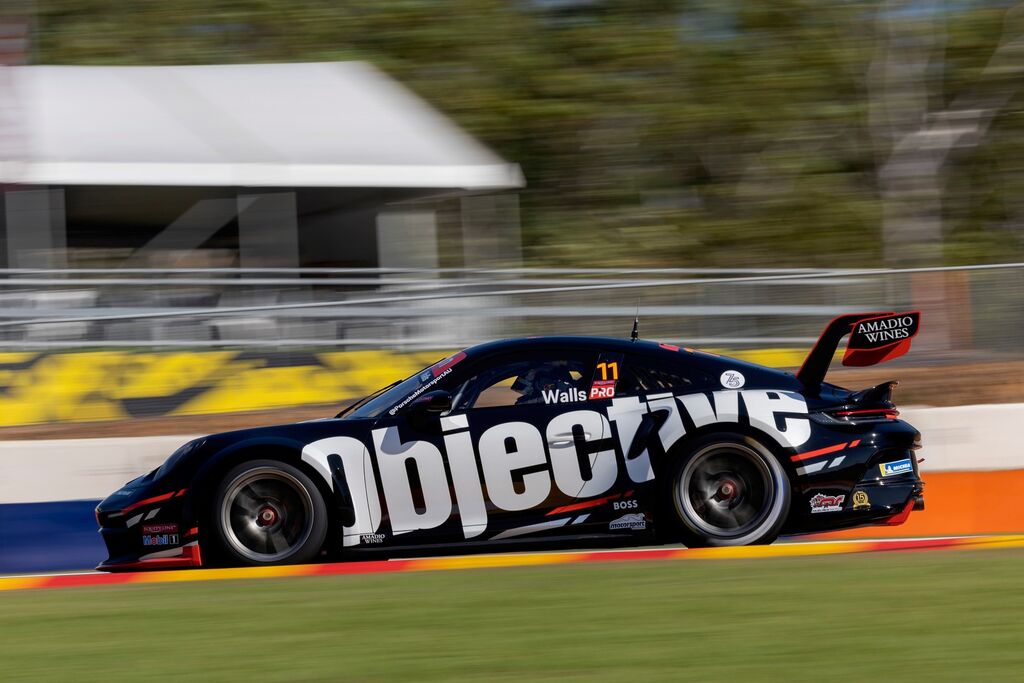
(1, 403, 1020, 572)
(894, 403, 1020, 471)
(0, 434, 199, 505)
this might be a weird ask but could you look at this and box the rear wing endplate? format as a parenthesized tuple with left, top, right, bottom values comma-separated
(797, 311, 921, 387)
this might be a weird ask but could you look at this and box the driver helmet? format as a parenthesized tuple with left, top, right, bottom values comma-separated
(512, 365, 574, 403)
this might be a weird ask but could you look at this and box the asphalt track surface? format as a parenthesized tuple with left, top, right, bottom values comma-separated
(3, 534, 1023, 592)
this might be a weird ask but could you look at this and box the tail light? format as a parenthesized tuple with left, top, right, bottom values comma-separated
(832, 408, 900, 421)
(809, 381, 901, 425)
(809, 406, 900, 425)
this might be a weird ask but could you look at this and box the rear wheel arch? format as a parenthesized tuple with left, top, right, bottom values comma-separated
(656, 428, 793, 547)
(654, 422, 799, 482)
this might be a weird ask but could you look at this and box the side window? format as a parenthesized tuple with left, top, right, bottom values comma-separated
(453, 354, 594, 410)
(622, 354, 708, 394)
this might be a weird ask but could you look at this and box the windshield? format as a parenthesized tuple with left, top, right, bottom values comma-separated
(342, 351, 467, 420)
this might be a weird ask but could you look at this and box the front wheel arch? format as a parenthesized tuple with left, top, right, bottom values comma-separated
(206, 458, 330, 567)
(190, 443, 338, 566)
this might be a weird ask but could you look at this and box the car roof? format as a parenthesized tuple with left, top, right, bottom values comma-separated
(459, 335, 735, 369)
(461, 335, 674, 357)
(458, 335, 800, 387)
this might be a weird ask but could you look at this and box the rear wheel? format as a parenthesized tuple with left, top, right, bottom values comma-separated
(665, 433, 790, 547)
(212, 459, 328, 566)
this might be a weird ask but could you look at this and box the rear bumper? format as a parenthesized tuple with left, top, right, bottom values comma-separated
(880, 498, 916, 527)
(786, 473, 924, 535)
(862, 477, 925, 526)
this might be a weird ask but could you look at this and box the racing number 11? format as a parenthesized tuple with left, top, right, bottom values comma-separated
(590, 361, 618, 399)
(596, 361, 618, 381)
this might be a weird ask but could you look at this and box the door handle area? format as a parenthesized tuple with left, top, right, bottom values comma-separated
(548, 431, 591, 447)
(627, 409, 670, 460)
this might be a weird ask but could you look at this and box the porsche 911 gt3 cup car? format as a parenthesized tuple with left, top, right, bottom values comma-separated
(96, 311, 924, 570)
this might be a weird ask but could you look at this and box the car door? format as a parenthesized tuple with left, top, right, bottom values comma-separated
(351, 352, 474, 548)
(577, 350, 716, 530)
(446, 348, 615, 541)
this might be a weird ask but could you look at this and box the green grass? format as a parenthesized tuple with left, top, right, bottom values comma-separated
(2, 550, 1023, 682)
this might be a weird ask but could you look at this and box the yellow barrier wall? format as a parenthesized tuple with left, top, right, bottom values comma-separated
(0, 350, 445, 426)
(0, 348, 804, 428)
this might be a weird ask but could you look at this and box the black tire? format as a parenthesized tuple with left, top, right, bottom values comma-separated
(663, 432, 790, 548)
(211, 459, 328, 566)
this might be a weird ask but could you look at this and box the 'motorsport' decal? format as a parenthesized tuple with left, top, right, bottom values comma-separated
(302, 389, 810, 546)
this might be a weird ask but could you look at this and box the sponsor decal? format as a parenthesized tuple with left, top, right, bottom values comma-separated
(141, 534, 179, 547)
(720, 370, 745, 389)
(613, 499, 639, 511)
(360, 533, 386, 544)
(389, 366, 457, 416)
(388, 352, 469, 416)
(809, 493, 845, 514)
(302, 389, 811, 546)
(431, 351, 467, 378)
(142, 522, 180, 547)
(589, 379, 616, 400)
(852, 490, 870, 510)
(609, 513, 646, 530)
(851, 315, 917, 345)
(843, 311, 920, 367)
(542, 387, 588, 404)
(588, 361, 619, 400)
(879, 458, 914, 477)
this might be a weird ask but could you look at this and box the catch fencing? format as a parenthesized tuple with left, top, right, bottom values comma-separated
(0, 263, 1018, 358)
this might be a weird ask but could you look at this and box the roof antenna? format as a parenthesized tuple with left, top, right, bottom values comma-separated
(630, 303, 639, 342)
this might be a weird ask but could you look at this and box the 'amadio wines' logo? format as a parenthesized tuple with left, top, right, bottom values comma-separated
(842, 311, 920, 367)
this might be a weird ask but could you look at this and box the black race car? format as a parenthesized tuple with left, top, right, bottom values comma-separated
(96, 311, 924, 570)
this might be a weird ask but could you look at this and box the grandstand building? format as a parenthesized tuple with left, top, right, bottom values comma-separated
(0, 61, 522, 344)
(0, 61, 522, 271)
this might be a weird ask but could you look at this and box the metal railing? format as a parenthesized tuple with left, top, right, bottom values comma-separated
(0, 263, 1018, 356)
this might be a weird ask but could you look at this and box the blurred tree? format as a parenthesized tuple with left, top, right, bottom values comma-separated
(25, 0, 1024, 268)
(869, 1, 1024, 266)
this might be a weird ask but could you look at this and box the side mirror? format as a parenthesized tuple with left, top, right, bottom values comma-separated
(409, 390, 453, 415)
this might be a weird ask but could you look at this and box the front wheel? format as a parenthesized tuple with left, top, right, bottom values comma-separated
(665, 433, 790, 547)
(212, 459, 328, 566)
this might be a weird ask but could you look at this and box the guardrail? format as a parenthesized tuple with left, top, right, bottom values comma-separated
(0, 263, 1016, 355)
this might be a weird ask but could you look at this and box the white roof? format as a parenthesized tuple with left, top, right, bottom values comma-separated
(0, 62, 523, 189)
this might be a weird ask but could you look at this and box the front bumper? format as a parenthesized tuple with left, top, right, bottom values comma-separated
(95, 484, 202, 572)
(96, 537, 202, 572)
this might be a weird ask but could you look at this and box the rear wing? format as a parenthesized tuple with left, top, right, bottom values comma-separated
(796, 311, 921, 387)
